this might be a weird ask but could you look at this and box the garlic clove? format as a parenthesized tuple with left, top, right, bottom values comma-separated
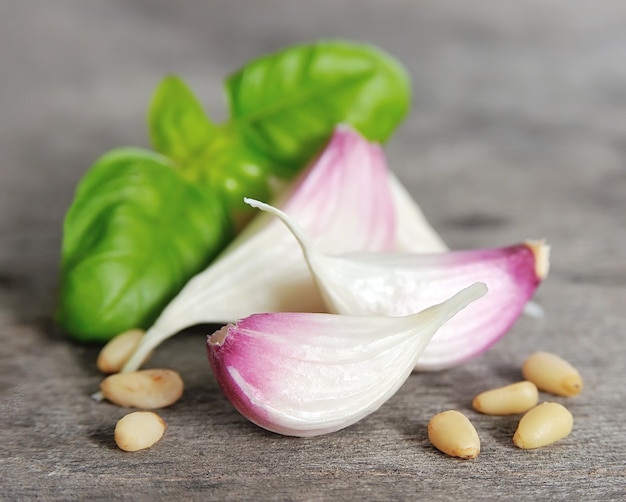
(121, 125, 396, 373)
(245, 198, 549, 371)
(207, 282, 487, 437)
(414, 240, 549, 370)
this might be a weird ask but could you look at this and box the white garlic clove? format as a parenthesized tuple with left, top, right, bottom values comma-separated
(206, 282, 487, 437)
(245, 198, 550, 371)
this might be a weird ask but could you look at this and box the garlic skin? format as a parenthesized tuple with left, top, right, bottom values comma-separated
(207, 282, 487, 437)
(121, 125, 395, 373)
(245, 198, 550, 371)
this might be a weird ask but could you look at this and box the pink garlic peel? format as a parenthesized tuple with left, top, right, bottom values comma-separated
(120, 125, 396, 373)
(207, 282, 488, 437)
(244, 198, 550, 371)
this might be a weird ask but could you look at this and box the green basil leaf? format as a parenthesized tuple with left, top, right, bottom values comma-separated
(57, 148, 230, 342)
(191, 130, 274, 218)
(148, 75, 216, 165)
(224, 40, 410, 175)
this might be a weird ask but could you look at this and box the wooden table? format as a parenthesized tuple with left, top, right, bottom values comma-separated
(2, 1, 625, 499)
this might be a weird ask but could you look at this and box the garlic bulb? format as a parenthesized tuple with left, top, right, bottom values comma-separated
(245, 198, 550, 371)
(207, 282, 487, 437)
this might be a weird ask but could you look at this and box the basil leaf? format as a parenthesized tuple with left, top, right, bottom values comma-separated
(201, 139, 273, 221)
(148, 76, 273, 216)
(148, 75, 216, 165)
(57, 148, 230, 342)
(224, 40, 410, 175)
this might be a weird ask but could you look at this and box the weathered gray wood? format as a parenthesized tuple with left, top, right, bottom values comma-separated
(1, 1, 625, 500)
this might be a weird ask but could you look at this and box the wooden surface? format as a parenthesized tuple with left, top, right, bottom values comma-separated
(1, 1, 625, 500)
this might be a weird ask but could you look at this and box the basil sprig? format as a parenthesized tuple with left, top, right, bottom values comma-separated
(58, 40, 411, 342)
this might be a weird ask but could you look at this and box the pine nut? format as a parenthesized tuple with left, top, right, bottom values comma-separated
(428, 410, 480, 459)
(522, 351, 583, 397)
(114, 411, 166, 451)
(100, 368, 184, 409)
(513, 402, 573, 449)
(97, 329, 148, 374)
(472, 381, 538, 415)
